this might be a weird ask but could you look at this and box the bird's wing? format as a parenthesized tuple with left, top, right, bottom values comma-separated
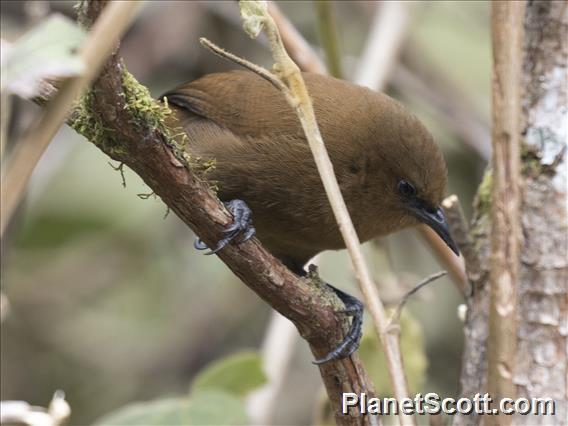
(161, 70, 303, 141)
(160, 71, 346, 260)
(161, 71, 316, 187)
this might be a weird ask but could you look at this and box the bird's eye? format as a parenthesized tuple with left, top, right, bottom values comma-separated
(397, 179, 416, 198)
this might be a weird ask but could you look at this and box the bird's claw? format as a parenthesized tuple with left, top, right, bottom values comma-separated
(194, 199, 256, 255)
(313, 285, 364, 365)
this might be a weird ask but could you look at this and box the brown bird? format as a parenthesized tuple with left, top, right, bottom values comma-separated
(161, 70, 458, 363)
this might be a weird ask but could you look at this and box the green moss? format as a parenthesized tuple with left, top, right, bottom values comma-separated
(70, 91, 116, 152)
(121, 70, 216, 180)
(69, 69, 215, 186)
(521, 143, 545, 176)
(472, 145, 546, 216)
(473, 168, 492, 215)
(121, 71, 171, 132)
(471, 146, 545, 216)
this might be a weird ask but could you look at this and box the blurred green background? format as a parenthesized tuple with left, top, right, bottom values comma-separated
(1, 1, 490, 424)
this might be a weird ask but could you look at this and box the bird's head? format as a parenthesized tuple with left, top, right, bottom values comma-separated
(394, 176, 459, 256)
(360, 96, 460, 256)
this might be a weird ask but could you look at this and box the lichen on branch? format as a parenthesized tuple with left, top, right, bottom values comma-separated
(69, 69, 215, 178)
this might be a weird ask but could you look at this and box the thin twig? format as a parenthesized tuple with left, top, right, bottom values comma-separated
(199, 38, 285, 92)
(247, 7, 329, 413)
(352, 2, 468, 295)
(488, 2, 524, 419)
(417, 225, 468, 295)
(0, 90, 11, 163)
(389, 271, 447, 325)
(0, 292, 9, 323)
(235, 2, 412, 424)
(108, 161, 127, 188)
(247, 252, 325, 423)
(354, 1, 411, 90)
(245, 311, 297, 424)
(263, 1, 467, 303)
(314, 0, 343, 78)
(267, 2, 327, 75)
(202, 1, 328, 75)
(441, 195, 475, 296)
(0, 1, 140, 236)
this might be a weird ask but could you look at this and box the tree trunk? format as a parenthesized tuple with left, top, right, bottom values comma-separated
(455, 2, 567, 425)
(515, 1, 567, 424)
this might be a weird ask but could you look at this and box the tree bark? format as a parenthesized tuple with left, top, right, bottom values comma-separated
(487, 4, 524, 423)
(455, 2, 567, 425)
(515, 1, 567, 424)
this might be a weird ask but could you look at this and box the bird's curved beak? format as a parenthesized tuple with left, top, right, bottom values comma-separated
(411, 206, 460, 256)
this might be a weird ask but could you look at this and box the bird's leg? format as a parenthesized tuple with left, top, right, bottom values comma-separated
(194, 199, 256, 255)
(313, 284, 364, 365)
(289, 262, 364, 364)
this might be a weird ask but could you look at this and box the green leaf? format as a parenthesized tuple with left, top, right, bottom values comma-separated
(187, 391, 248, 425)
(94, 391, 248, 426)
(191, 351, 267, 398)
(358, 311, 428, 395)
(1, 14, 86, 98)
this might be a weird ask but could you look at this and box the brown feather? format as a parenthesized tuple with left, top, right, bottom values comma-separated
(162, 71, 448, 266)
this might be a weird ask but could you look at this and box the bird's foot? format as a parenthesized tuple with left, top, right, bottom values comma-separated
(194, 199, 256, 255)
(313, 285, 364, 365)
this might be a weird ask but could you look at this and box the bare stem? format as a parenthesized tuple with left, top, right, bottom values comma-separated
(441, 195, 474, 297)
(0, 0, 140, 235)
(267, 2, 327, 75)
(354, 1, 410, 91)
(245, 311, 297, 424)
(237, 1, 413, 424)
(487, 2, 524, 421)
(417, 225, 468, 295)
(199, 38, 284, 92)
(314, 0, 343, 78)
(389, 270, 448, 325)
(266, 0, 468, 298)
